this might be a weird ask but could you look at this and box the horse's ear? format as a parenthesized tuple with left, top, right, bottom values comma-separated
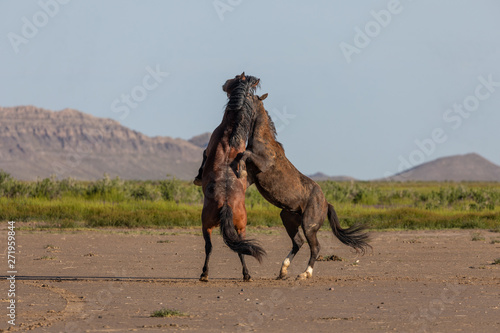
(252, 79, 260, 87)
(258, 93, 268, 100)
(240, 72, 246, 80)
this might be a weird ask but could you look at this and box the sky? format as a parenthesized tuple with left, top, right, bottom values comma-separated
(1, 0, 500, 180)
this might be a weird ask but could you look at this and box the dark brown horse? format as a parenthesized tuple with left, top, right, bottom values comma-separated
(236, 92, 371, 280)
(199, 73, 265, 282)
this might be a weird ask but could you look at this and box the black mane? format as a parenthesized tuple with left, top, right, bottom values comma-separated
(226, 75, 260, 148)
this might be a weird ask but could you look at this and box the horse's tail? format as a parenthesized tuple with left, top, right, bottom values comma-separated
(219, 203, 266, 263)
(327, 203, 371, 254)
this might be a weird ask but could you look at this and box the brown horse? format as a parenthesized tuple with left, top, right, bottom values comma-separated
(235, 92, 371, 280)
(199, 73, 265, 282)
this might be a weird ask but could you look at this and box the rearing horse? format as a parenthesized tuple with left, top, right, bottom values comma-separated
(199, 73, 265, 282)
(236, 92, 371, 280)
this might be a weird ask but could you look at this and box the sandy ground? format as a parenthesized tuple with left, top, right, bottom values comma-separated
(0, 225, 499, 332)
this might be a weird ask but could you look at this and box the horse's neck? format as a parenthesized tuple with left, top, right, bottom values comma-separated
(219, 111, 237, 134)
(253, 111, 275, 142)
(222, 105, 253, 149)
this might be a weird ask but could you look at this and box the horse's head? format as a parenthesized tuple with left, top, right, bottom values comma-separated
(222, 73, 262, 148)
(222, 72, 260, 98)
(250, 93, 268, 111)
(250, 92, 278, 139)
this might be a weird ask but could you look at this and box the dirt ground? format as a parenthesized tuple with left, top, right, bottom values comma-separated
(0, 225, 499, 332)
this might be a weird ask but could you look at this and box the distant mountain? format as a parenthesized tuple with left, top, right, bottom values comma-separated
(308, 172, 355, 182)
(3, 107, 498, 183)
(0, 106, 204, 180)
(188, 132, 211, 149)
(386, 153, 500, 182)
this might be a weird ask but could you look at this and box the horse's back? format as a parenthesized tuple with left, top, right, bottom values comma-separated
(202, 137, 247, 228)
(252, 152, 316, 211)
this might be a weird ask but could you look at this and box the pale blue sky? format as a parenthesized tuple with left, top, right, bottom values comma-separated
(1, 0, 500, 179)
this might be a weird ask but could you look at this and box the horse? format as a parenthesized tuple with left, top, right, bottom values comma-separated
(235, 92, 371, 280)
(199, 73, 265, 282)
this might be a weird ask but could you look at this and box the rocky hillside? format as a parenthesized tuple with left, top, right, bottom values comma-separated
(0, 106, 204, 180)
(188, 132, 211, 149)
(387, 153, 500, 182)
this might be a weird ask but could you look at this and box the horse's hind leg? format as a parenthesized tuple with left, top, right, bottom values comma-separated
(297, 197, 326, 280)
(238, 254, 252, 281)
(277, 210, 304, 280)
(297, 225, 320, 280)
(237, 229, 252, 281)
(199, 227, 213, 282)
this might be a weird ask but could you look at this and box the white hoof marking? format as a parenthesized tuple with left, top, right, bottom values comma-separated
(297, 266, 313, 280)
(283, 258, 290, 268)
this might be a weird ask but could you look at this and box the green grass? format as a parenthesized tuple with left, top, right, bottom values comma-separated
(0, 171, 499, 230)
(3, 197, 498, 230)
(0, 197, 202, 228)
(151, 308, 186, 318)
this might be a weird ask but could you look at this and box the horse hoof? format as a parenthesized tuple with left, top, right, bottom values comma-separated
(243, 276, 253, 282)
(193, 178, 202, 186)
(199, 276, 209, 282)
(276, 274, 286, 280)
(296, 272, 311, 280)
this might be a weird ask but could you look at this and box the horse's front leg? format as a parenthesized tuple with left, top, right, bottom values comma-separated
(236, 150, 274, 178)
(236, 151, 250, 179)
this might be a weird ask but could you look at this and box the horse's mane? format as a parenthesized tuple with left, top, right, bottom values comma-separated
(225, 76, 260, 148)
(252, 95, 284, 150)
(264, 108, 284, 150)
(264, 109, 278, 140)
